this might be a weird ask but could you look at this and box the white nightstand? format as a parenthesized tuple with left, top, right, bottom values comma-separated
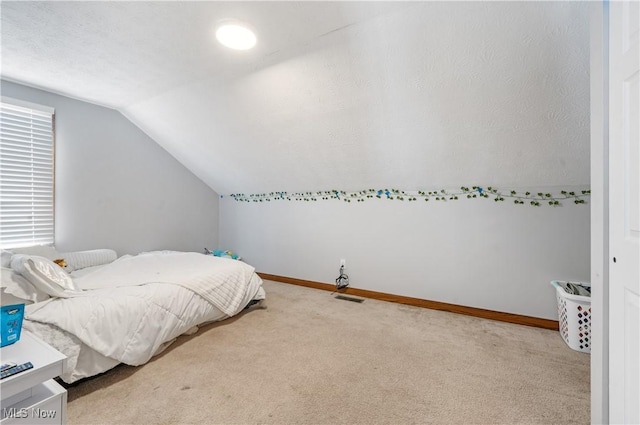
(0, 331, 67, 424)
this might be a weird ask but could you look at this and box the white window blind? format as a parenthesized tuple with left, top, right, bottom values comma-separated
(0, 100, 55, 248)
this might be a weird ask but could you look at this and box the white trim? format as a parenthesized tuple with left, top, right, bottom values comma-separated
(590, 1, 609, 424)
(1, 96, 54, 115)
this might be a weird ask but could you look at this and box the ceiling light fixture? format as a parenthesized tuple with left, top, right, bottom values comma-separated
(216, 21, 256, 50)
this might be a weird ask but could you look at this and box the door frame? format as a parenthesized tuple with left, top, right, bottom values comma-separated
(590, 2, 609, 424)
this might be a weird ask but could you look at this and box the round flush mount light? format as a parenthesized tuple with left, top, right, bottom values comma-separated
(216, 21, 256, 50)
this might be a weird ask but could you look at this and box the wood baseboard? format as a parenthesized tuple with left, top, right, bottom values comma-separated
(257, 272, 559, 331)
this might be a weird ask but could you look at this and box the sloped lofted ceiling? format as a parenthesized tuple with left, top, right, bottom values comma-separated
(1, 1, 590, 194)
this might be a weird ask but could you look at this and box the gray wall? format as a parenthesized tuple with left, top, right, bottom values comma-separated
(1, 80, 219, 255)
(220, 193, 590, 320)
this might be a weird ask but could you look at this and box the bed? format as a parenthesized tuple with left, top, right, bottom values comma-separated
(0, 248, 265, 383)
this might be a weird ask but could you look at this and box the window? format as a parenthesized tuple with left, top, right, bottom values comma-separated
(0, 98, 55, 249)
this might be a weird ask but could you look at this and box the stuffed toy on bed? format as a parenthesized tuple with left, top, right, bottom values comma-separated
(204, 248, 240, 260)
(53, 258, 72, 272)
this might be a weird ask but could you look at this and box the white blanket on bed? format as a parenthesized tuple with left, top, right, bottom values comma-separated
(73, 251, 255, 316)
(25, 251, 259, 366)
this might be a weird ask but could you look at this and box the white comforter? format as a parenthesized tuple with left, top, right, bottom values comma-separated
(25, 251, 262, 368)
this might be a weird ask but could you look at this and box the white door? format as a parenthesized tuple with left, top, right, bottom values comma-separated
(609, 1, 640, 423)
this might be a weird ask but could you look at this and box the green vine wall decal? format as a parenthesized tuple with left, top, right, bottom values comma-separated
(228, 186, 590, 206)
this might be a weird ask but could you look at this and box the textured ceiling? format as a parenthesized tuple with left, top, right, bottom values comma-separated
(1, 1, 590, 194)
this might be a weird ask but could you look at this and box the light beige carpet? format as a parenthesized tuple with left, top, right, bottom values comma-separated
(66, 280, 590, 424)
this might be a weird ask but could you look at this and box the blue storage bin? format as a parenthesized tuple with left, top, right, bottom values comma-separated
(1, 303, 25, 347)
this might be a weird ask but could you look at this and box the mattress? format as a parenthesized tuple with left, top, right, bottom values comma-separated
(22, 255, 265, 383)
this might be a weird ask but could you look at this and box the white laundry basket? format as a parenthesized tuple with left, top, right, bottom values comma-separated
(551, 281, 591, 353)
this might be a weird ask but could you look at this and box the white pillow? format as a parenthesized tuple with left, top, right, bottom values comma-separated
(62, 249, 118, 271)
(1, 250, 13, 268)
(11, 255, 79, 298)
(1, 267, 50, 303)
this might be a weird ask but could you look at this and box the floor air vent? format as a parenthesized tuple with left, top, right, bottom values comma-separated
(335, 295, 365, 303)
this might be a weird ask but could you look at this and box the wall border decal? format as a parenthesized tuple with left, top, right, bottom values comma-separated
(228, 186, 590, 206)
